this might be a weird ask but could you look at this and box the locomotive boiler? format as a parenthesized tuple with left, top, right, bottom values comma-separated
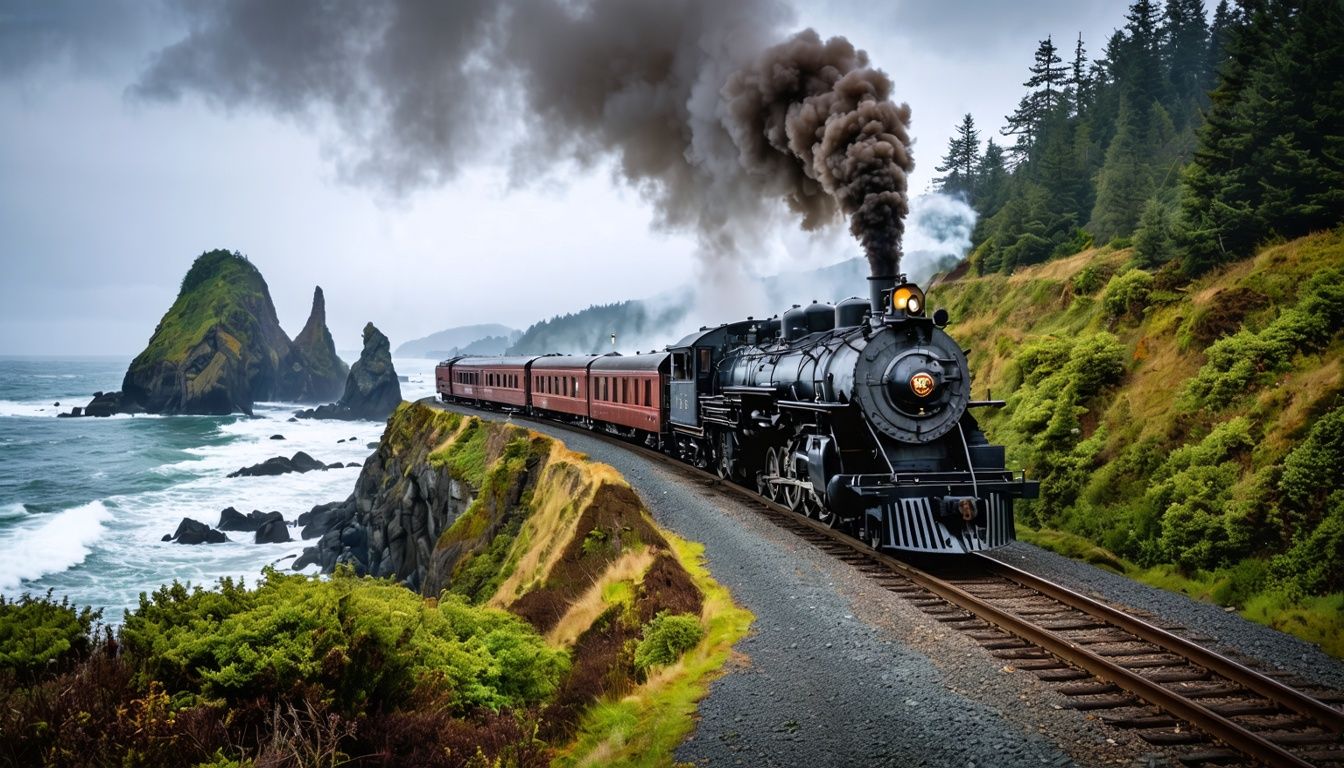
(666, 275, 1037, 553)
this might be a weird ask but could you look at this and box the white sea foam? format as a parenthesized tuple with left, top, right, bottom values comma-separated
(0, 500, 113, 593)
(0, 399, 163, 419)
(0, 503, 27, 521)
(9, 357, 441, 618)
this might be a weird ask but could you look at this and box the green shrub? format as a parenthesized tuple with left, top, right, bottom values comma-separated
(121, 568, 568, 715)
(1102, 268, 1155, 321)
(1180, 269, 1344, 411)
(1065, 333, 1127, 398)
(1071, 263, 1113, 295)
(1279, 405, 1344, 515)
(1271, 492, 1344, 595)
(633, 613, 703, 673)
(1148, 419, 1256, 570)
(0, 592, 101, 679)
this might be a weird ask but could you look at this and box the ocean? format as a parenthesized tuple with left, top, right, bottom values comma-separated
(0, 356, 438, 621)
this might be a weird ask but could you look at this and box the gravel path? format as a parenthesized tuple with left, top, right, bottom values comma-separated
(433, 402, 1176, 767)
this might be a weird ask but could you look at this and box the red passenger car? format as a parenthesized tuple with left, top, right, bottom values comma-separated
(589, 352, 669, 436)
(452, 356, 537, 408)
(530, 355, 597, 419)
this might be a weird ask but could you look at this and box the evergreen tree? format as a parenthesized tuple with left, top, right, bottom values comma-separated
(1003, 37, 1069, 165)
(935, 114, 982, 200)
(1134, 195, 1177, 266)
(1121, 0, 1166, 110)
(1067, 34, 1092, 115)
(1089, 99, 1156, 242)
(974, 139, 1009, 216)
(1162, 0, 1210, 127)
(1205, 0, 1236, 90)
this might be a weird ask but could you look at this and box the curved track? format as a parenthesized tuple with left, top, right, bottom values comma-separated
(439, 399, 1344, 766)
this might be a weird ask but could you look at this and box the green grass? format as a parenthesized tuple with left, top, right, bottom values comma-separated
(556, 535, 753, 768)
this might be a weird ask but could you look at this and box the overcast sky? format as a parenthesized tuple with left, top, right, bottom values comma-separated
(0, 0, 1128, 356)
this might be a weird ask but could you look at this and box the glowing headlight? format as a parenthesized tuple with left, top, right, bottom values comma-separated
(892, 287, 913, 310)
(907, 296, 921, 314)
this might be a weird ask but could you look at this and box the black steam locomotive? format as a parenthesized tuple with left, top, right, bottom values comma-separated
(437, 275, 1037, 555)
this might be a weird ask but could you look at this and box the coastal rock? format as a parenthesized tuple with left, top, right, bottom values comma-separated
(296, 323, 401, 422)
(276, 286, 348, 403)
(120, 250, 297, 416)
(62, 390, 143, 418)
(168, 517, 227, 545)
(293, 403, 475, 592)
(217, 507, 287, 531)
(227, 451, 328, 478)
(270, 434, 285, 440)
(254, 512, 291, 544)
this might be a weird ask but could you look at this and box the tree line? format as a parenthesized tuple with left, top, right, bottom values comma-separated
(936, 0, 1342, 277)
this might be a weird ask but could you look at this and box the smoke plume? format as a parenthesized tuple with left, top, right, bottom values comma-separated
(136, 0, 914, 276)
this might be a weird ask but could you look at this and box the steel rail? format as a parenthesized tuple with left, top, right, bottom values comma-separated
(976, 554, 1344, 735)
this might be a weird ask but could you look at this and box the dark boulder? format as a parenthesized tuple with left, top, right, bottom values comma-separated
(168, 518, 227, 545)
(218, 507, 285, 531)
(270, 434, 285, 440)
(295, 323, 401, 421)
(228, 451, 329, 478)
(254, 512, 291, 544)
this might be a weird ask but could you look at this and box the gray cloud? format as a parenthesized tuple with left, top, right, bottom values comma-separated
(133, 0, 920, 275)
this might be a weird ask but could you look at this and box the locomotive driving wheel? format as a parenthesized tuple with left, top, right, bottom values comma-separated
(714, 433, 732, 480)
(759, 447, 781, 502)
(779, 446, 803, 512)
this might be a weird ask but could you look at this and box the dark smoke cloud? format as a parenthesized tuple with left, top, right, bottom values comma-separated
(134, 0, 914, 275)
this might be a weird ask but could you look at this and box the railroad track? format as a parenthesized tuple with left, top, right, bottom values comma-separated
(440, 401, 1344, 766)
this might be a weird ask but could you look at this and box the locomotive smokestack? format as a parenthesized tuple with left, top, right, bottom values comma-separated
(868, 275, 896, 318)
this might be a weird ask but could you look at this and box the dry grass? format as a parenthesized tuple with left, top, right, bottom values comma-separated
(546, 548, 656, 647)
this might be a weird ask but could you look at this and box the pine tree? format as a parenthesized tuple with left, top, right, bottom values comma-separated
(1121, 0, 1166, 110)
(1067, 34, 1091, 115)
(935, 114, 982, 200)
(974, 139, 1009, 216)
(1003, 37, 1070, 165)
(1089, 99, 1156, 242)
(1179, 0, 1283, 271)
(1134, 195, 1176, 266)
(1162, 0, 1210, 127)
(1205, 0, 1236, 90)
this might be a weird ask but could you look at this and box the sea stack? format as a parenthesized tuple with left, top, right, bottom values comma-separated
(297, 322, 402, 421)
(120, 250, 295, 415)
(279, 286, 349, 403)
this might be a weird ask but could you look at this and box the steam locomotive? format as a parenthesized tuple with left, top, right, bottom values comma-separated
(436, 275, 1037, 555)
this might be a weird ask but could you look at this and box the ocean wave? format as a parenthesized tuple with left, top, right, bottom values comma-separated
(0, 399, 66, 418)
(0, 500, 112, 593)
(0, 502, 27, 521)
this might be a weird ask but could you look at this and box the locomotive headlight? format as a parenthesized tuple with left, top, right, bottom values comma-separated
(890, 284, 925, 315)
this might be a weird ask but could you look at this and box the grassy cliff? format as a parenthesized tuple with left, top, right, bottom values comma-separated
(379, 402, 754, 765)
(932, 228, 1344, 654)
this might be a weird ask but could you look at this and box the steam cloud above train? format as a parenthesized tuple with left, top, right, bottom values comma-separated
(137, 0, 915, 275)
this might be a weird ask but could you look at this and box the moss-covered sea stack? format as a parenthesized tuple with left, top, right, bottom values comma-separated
(109, 250, 350, 416)
(121, 250, 296, 415)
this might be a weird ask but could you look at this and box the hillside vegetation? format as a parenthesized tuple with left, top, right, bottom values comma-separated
(933, 229, 1344, 654)
(1, 405, 751, 767)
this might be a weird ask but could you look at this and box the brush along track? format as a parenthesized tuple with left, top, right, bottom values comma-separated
(434, 400, 1344, 766)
